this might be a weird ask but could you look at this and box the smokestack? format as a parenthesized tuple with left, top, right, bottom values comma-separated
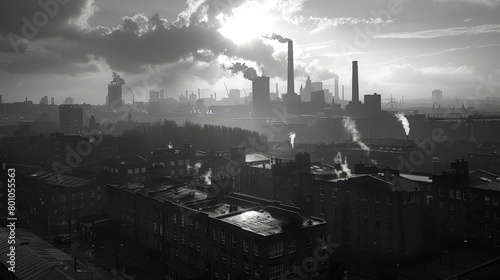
(214, 92, 217, 101)
(342, 85, 345, 101)
(287, 40, 295, 95)
(185, 90, 188, 99)
(198, 89, 201, 100)
(352, 61, 359, 103)
(334, 77, 339, 100)
(276, 83, 279, 95)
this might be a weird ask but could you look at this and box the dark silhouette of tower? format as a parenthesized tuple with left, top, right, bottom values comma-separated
(287, 40, 295, 95)
(352, 61, 359, 103)
(59, 105, 83, 134)
(252, 75, 270, 117)
(108, 72, 124, 109)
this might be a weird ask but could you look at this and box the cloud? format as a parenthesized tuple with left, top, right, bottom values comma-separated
(309, 16, 395, 33)
(374, 24, 500, 39)
(432, 0, 500, 6)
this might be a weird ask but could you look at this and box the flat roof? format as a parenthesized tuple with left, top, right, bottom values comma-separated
(112, 179, 211, 205)
(219, 208, 324, 236)
(0, 228, 101, 279)
(29, 171, 97, 188)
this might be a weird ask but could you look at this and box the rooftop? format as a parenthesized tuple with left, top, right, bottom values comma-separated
(468, 170, 500, 191)
(0, 228, 101, 279)
(219, 207, 324, 236)
(245, 152, 271, 163)
(112, 178, 211, 205)
(29, 171, 97, 188)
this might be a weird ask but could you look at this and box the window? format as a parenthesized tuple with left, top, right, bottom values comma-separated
(254, 244, 260, 256)
(269, 263, 283, 280)
(439, 202, 444, 209)
(485, 195, 491, 205)
(181, 215, 185, 227)
(213, 227, 217, 241)
(362, 191, 367, 201)
(269, 243, 283, 258)
(97, 194, 101, 201)
(288, 240, 296, 253)
(306, 237, 312, 249)
(254, 263, 261, 279)
(71, 193, 76, 200)
(221, 229, 226, 245)
(319, 186, 325, 196)
(141, 167, 146, 173)
(231, 254, 237, 268)
(90, 190, 95, 198)
(170, 161, 175, 166)
(494, 196, 499, 206)
(288, 259, 296, 276)
(154, 222, 158, 233)
(319, 205, 325, 215)
(450, 203, 455, 211)
(181, 233, 185, 245)
(243, 239, 249, 252)
(213, 248, 218, 260)
(232, 234, 237, 248)
(244, 259, 250, 274)
(333, 188, 339, 198)
(127, 169, 133, 174)
(450, 189, 454, 199)
(221, 252, 226, 264)
(62, 194, 66, 202)
(173, 232, 177, 241)
(456, 190, 461, 200)
(173, 213, 177, 224)
(196, 239, 200, 251)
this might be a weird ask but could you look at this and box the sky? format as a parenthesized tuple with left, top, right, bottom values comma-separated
(0, 0, 499, 105)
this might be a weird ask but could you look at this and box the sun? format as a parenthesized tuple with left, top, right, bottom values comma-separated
(217, 4, 276, 45)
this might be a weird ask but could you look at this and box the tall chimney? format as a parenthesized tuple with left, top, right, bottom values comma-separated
(198, 89, 201, 100)
(214, 92, 217, 101)
(334, 76, 339, 100)
(342, 85, 345, 101)
(352, 61, 359, 103)
(287, 40, 295, 95)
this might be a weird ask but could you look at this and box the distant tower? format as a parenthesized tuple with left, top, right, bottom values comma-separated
(252, 75, 270, 117)
(352, 61, 359, 103)
(59, 105, 83, 134)
(432, 89, 443, 106)
(108, 72, 124, 109)
(287, 40, 295, 95)
(51, 97, 55, 105)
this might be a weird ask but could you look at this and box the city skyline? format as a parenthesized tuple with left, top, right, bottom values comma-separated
(1, 0, 499, 104)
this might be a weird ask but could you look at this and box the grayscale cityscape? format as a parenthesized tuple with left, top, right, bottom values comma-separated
(1, 0, 500, 279)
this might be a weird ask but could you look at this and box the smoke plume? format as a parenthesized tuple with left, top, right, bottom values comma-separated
(342, 117, 370, 156)
(289, 132, 296, 150)
(263, 33, 291, 43)
(333, 152, 352, 178)
(187, 162, 203, 174)
(201, 168, 212, 185)
(394, 113, 410, 136)
(223, 62, 258, 81)
(168, 142, 174, 149)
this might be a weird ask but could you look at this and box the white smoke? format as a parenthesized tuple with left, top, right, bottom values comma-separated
(341, 117, 370, 156)
(201, 168, 212, 185)
(333, 152, 352, 178)
(187, 162, 203, 174)
(168, 142, 173, 149)
(289, 132, 296, 150)
(370, 159, 378, 166)
(394, 113, 410, 136)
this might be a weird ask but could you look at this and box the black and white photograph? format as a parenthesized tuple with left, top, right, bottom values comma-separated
(1, 0, 500, 279)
